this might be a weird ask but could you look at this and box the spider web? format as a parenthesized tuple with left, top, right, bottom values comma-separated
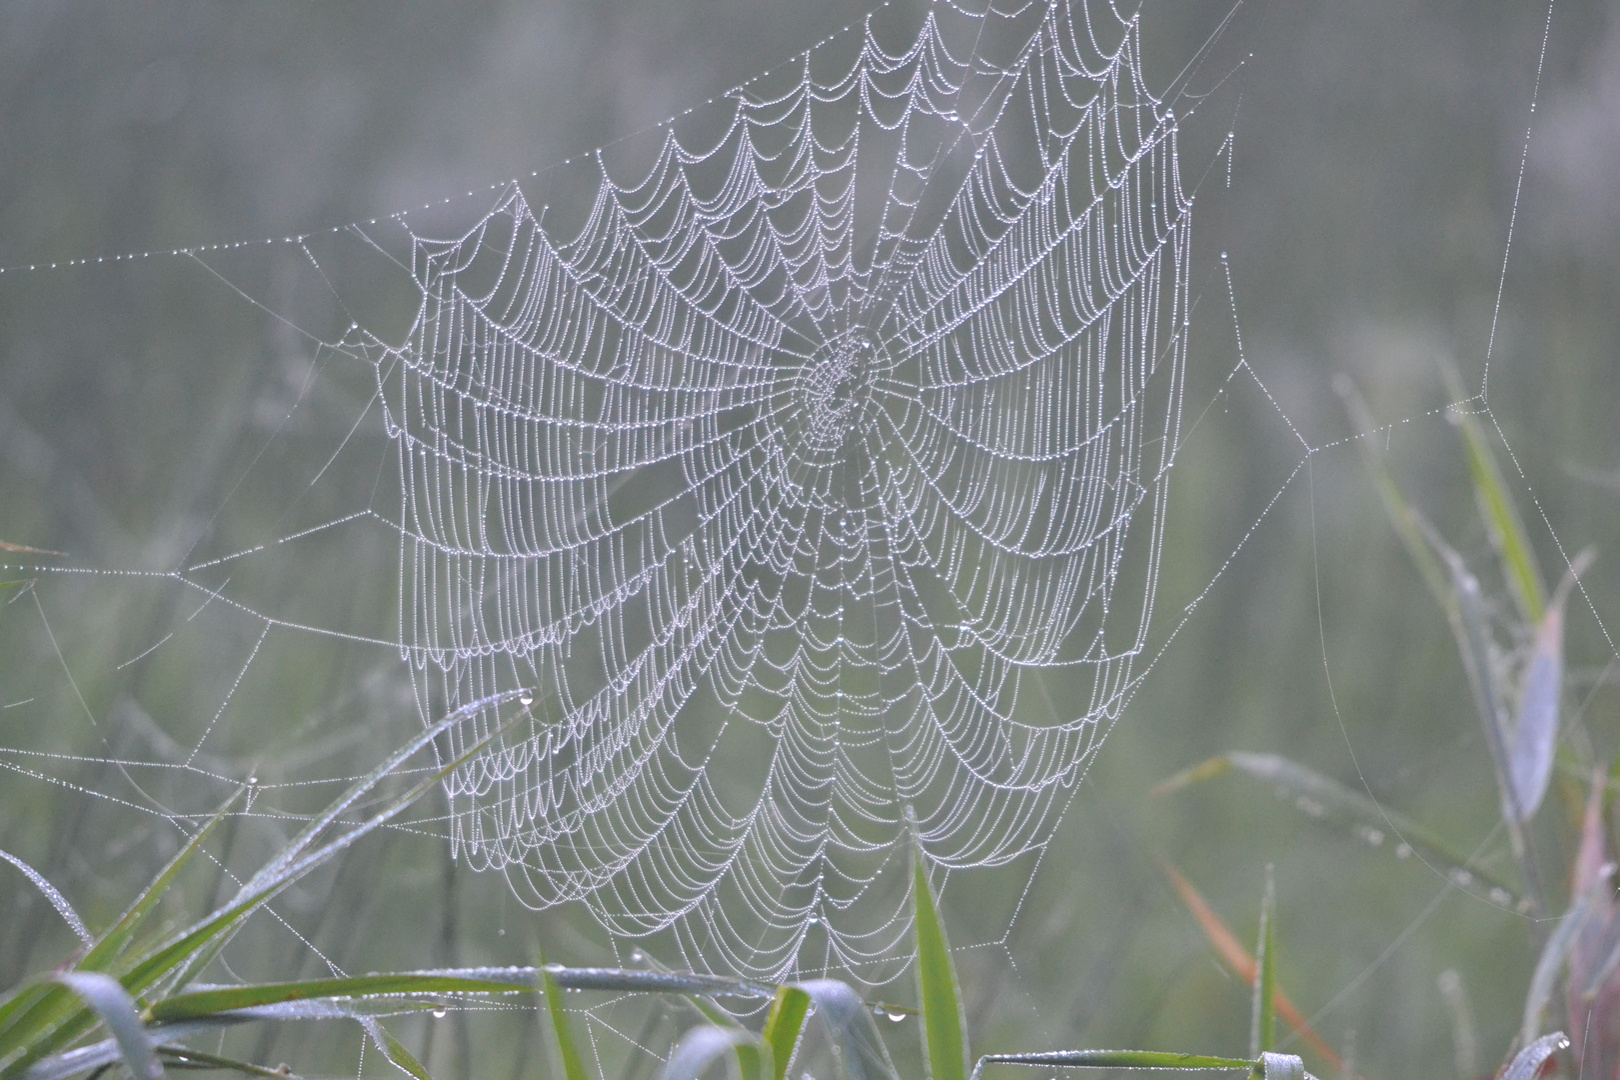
(339, 0, 1193, 984)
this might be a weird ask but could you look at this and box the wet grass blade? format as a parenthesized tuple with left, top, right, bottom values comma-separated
(1154, 753, 1517, 899)
(82, 790, 242, 972)
(796, 980, 899, 1080)
(362, 1017, 435, 1080)
(912, 829, 967, 1080)
(155, 1043, 306, 1079)
(51, 974, 159, 1080)
(1158, 861, 1339, 1070)
(660, 1027, 761, 1080)
(0, 850, 91, 947)
(1441, 380, 1546, 626)
(1502, 1033, 1568, 1080)
(149, 970, 547, 1023)
(1335, 377, 1455, 619)
(1521, 895, 1588, 1047)
(1508, 553, 1591, 823)
(542, 962, 591, 1080)
(762, 987, 811, 1080)
(1249, 868, 1276, 1060)
(973, 1050, 1255, 1074)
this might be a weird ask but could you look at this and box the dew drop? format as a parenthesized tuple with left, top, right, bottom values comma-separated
(519, 691, 534, 706)
(631, 950, 645, 962)
(807, 914, 820, 925)
(432, 1008, 447, 1019)
(498, 928, 506, 936)
(885, 1010, 905, 1023)
(246, 776, 258, 786)
(1394, 842, 1413, 859)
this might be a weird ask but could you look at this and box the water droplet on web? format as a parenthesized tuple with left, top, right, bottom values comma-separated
(432, 1008, 447, 1019)
(246, 776, 258, 786)
(631, 949, 645, 962)
(519, 691, 534, 706)
(1395, 842, 1413, 859)
(807, 914, 820, 925)
(885, 1009, 905, 1023)
(498, 927, 505, 936)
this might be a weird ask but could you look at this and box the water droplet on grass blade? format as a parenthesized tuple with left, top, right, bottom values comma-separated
(886, 1009, 905, 1022)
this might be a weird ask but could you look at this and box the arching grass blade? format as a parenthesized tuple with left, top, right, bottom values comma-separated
(1153, 753, 1517, 899)
(50, 974, 159, 1080)
(0, 850, 91, 947)
(796, 981, 898, 1080)
(1502, 1033, 1568, 1080)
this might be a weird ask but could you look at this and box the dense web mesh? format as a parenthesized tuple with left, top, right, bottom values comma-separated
(348, 0, 1192, 983)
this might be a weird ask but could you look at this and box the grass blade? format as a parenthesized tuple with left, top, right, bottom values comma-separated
(1509, 599, 1564, 822)
(541, 962, 591, 1080)
(911, 822, 967, 1080)
(796, 980, 898, 1080)
(762, 987, 811, 1080)
(81, 790, 241, 972)
(1154, 753, 1518, 899)
(1502, 1033, 1568, 1080)
(52, 973, 160, 1080)
(974, 1050, 1255, 1074)
(1158, 861, 1339, 1070)
(361, 1017, 435, 1080)
(660, 1027, 760, 1080)
(0, 851, 91, 947)
(1440, 379, 1546, 626)
(1248, 868, 1276, 1060)
(1335, 378, 1456, 619)
(149, 970, 547, 1022)
(1521, 896, 1588, 1046)
(1256, 1053, 1303, 1080)
(1508, 553, 1591, 823)
(156, 1043, 306, 1079)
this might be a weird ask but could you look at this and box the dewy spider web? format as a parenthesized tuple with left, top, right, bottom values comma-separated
(338, 0, 1192, 984)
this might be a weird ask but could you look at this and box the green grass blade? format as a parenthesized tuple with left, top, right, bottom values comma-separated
(362, 1017, 435, 1080)
(1335, 377, 1455, 619)
(1156, 752, 1519, 899)
(52, 973, 159, 1080)
(147, 704, 526, 998)
(1502, 1033, 1567, 1080)
(148, 971, 547, 1023)
(1442, 386, 1546, 626)
(81, 790, 241, 972)
(1249, 868, 1276, 1060)
(243, 689, 528, 898)
(0, 850, 91, 947)
(911, 821, 967, 1080)
(156, 1043, 306, 1079)
(974, 1050, 1255, 1073)
(542, 962, 590, 1080)
(796, 980, 898, 1080)
(762, 987, 811, 1080)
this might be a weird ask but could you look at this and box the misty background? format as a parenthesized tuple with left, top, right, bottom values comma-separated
(2, 2, 1618, 1079)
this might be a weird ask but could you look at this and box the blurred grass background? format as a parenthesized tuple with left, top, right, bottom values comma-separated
(1, 2, 1618, 1079)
